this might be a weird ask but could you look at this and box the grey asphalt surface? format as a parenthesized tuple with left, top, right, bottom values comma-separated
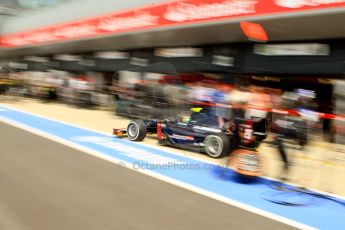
(0, 121, 297, 230)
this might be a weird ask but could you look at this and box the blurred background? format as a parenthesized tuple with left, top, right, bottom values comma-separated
(0, 0, 344, 192)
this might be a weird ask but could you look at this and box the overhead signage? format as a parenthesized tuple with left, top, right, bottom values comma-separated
(78, 60, 96, 67)
(46, 61, 60, 68)
(212, 55, 234, 66)
(94, 51, 130, 59)
(24, 56, 49, 62)
(254, 43, 330, 56)
(130, 57, 149, 66)
(240, 21, 268, 42)
(54, 54, 82, 61)
(155, 48, 203, 57)
(274, 0, 345, 9)
(2, 0, 345, 48)
(163, 0, 257, 22)
(9, 62, 28, 69)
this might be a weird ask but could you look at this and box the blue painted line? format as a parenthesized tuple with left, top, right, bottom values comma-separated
(0, 105, 344, 229)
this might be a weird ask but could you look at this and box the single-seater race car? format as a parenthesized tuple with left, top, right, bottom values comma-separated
(113, 106, 267, 159)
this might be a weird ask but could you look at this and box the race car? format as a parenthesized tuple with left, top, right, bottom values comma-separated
(113, 106, 267, 158)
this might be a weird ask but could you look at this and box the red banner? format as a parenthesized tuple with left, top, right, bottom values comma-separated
(2, 0, 345, 48)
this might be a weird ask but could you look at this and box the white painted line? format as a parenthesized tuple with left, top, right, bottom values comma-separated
(0, 104, 216, 164)
(0, 115, 316, 230)
(1, 103, 344, 202)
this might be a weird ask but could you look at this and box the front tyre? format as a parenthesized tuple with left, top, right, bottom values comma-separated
(127, 120, 146, 141)
(204, 133, 230, 158)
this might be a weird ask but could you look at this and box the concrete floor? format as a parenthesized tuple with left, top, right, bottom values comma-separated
(0, 121, 296, 230)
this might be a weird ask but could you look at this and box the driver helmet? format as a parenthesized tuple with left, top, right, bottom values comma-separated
(178, 114, 191, 123)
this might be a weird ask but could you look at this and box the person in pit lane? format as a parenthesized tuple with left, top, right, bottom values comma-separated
(271, 90, 314, 180)
(212, 84, 232, 129)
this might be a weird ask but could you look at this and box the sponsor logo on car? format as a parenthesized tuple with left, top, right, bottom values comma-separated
(169, 134, 194, 140)
(193, 126, 222, 133)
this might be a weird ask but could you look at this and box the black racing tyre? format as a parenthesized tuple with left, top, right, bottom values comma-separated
(204, 133, 230, 158)
(127, 120, 147, 141)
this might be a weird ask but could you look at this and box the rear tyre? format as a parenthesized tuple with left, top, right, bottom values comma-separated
(204, 133, 230, 158)
(127, 120, 146, 141)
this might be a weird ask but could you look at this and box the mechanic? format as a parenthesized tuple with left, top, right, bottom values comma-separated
(213, 84, 232, 129)
(245, 86, 271, 134)
(271, 91, 309, 180)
